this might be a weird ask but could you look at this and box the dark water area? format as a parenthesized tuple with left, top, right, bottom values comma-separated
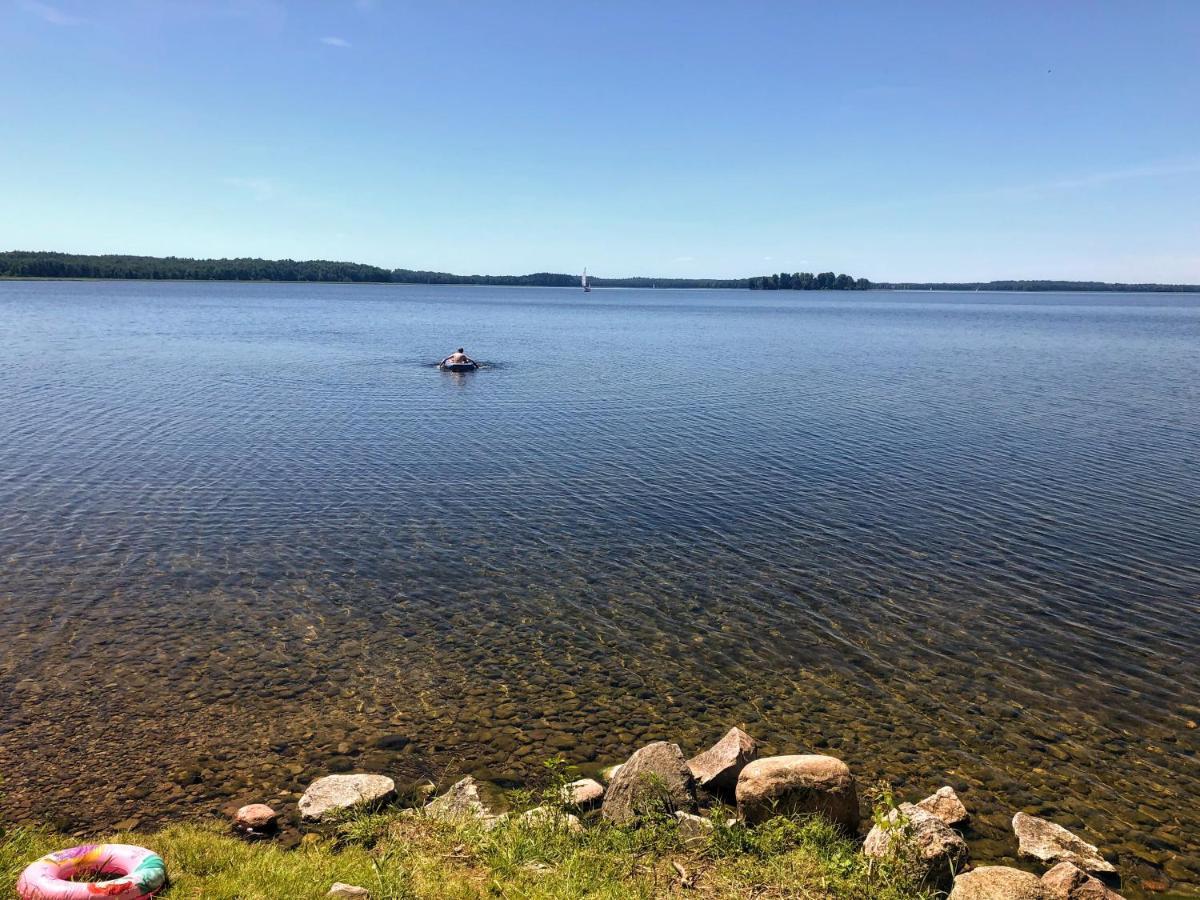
(1, 280, 1197, 894)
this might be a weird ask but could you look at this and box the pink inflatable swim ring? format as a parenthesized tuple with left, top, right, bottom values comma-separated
(17, 843, 167, 900)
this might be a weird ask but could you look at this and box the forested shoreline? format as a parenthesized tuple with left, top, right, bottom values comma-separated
(0, 252, 745, 289)
(1, 252, 1196, 292)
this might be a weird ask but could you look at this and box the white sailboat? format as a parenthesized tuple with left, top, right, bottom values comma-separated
(582, 268, 591, 292)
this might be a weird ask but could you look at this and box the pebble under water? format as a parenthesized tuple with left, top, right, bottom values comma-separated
(0, 281, 1197, 896)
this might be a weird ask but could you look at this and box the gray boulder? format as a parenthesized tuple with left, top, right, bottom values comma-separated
(863, 802, 968, 888)
(601, 741, 697, 825)
(299, 774, 396, 822)
(1013, 813, 1117, 875)
(425, 775, 498, 823)
(327, 885, 371, 899)
(1041, 862, 1126, 899)
(949, 866, 1044, 899)
(735, 754, 859, 831)
(917, 785, 970, 827)
(686, 727, 758, 795)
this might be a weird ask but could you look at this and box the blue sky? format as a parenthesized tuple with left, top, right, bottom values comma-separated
(3, 0, 1198, 281)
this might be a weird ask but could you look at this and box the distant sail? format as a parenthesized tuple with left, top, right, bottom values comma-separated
(582, 268, 591, 292)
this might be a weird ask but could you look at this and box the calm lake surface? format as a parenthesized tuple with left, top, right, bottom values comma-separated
(2, 281, 1198, 892)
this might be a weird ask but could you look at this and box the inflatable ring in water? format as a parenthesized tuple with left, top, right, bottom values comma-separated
(440, 362, 478, 372)
(17, 843, 167, 900)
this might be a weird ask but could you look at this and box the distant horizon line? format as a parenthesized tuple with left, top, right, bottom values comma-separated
(2, 250, 1199, 292)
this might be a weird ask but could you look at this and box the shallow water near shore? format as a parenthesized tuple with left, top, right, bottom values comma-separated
(1, 281, 1197, 895)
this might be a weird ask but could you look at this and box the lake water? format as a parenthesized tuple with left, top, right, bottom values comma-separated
(1, 280, 1197, 893)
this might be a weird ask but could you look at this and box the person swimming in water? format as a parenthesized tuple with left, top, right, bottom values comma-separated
(441, 348, 476, 367)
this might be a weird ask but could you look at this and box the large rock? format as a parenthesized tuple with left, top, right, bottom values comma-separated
(601, 741, 697, 825)
(299, 774, 396, 822)
(561, 778, 605, 810)
(735, 754, 859, 831)
(1013, 813, 1117, 875)
(425, 776, 498, 823)
(328, 885, 370, 899)
(687, 727, 758, 795)
(233, 803, 278, 833)
(863, 802, 968, 888)
(1041, 862, 1126, 899)
(949, 866, 1044, 899)
(917, 786, 970, 827)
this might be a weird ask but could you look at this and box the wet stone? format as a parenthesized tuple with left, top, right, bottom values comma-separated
(371, 734, 411, 751)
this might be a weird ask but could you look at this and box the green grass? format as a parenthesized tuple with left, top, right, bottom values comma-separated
(0, 809, 933, 900)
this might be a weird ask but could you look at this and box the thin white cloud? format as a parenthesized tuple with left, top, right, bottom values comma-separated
(221, 177, 275, 200)
(981, 157, 1200, 201)
(321, 36, 351, 47)
(22, 1, 85, 25)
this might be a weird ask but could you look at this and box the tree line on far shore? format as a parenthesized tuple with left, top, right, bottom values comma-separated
(0, 252, 746, 289)
(3, 252, 1197, 293)
(749, 272, 872, 290)
(879, 279, 1200, 292)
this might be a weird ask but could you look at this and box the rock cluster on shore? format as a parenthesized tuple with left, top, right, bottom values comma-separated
(949, 862, 1125, 899)
(249, 725, 1133, 899)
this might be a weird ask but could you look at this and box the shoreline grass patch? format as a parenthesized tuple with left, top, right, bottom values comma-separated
(2, 808, 933, 899)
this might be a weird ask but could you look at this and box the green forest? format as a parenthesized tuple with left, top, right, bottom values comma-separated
(0, 252, 745, 289)
(748, 272, 872, 290)
(2, 252, 1197, 292)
